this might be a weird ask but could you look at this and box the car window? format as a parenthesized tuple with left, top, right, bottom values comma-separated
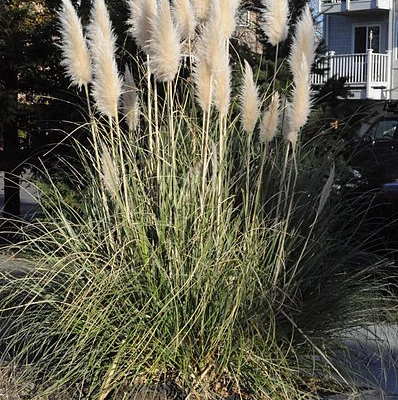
(374, 119, 398, 139)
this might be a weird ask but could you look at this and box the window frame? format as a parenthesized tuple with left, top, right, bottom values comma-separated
(352, 23, 381, 53)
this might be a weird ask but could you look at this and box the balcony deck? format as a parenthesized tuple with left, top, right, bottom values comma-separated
(312, 50, 391, 100)
(320, 0, 391, 14)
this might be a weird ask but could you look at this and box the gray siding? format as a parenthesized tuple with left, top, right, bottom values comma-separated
(326, 12, 389, 54)
(328, 15, 352, 53)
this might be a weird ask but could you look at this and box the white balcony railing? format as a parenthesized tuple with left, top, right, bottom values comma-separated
(312, 49, 391, 99)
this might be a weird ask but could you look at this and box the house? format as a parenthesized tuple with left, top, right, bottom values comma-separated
(234, 7, 263, 54)
(317, 0, 398, 100)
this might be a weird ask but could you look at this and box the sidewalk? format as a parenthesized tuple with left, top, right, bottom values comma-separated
(0, 254, 33, 276)
(0, 170, 39, 221)
(328, 324, 398, 400)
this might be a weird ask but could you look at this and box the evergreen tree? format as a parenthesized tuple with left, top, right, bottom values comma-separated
(0, 0, 133, 226)
(0, 0, 75, 227)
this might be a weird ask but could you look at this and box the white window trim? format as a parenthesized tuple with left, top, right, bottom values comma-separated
(351, 23, 381, 53)
(395, 19, 398, 60)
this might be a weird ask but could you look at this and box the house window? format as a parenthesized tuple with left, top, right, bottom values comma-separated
(237, 10, 250, 27)
(354, 25, 380, 53)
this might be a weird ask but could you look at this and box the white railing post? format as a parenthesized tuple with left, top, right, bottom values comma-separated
(386, 50, 392, 100)
(346, 0, 350, 10)
(328, 51, 335, 80)
(366, 48, 373, 98)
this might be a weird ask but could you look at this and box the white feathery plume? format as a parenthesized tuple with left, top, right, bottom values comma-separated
(282, 101, 297, 147)
(261, 0, 289, 47)
(148, 0, 182, 82)
(127, 0, 157, 53)
(200, 1, 224, 75)
(288, 56, 312, 135)
(91, 0, 113, 43)
(172, 0, 196, 41)
(192, 2, 218, 111)
(194, 0, 231, 114)
(283, 5, 315, 148)
(192, 0, 211, 21)
(122, 65, 140, 131)
(260, 91, 280, 144)
(88, 0, 122, 118)
(240, 60, 260, 134)
(289, 4, 316, 77)
(193, 57, 212, 112)
(101, 143, 120, 198)
(219, 0, 241, 41)
(213, 46, 231, 117)
(58, 0, 91, 89)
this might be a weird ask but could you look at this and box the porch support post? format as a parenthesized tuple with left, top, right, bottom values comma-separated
(328, 51, 335, 80)
(386, 50, 392, 100)
(366, 48, 373, 99)
(346, 0, 350, 10)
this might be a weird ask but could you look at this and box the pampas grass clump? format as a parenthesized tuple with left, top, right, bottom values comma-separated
(0, 2, 392, 400)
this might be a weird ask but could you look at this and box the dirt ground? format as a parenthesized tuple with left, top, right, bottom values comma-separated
(0, 365, 37, 400)
(0, 366, 175, 399)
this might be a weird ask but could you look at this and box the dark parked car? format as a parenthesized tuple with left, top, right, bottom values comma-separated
(348, 103, 398, 261)
(351, 102, 398, 193)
